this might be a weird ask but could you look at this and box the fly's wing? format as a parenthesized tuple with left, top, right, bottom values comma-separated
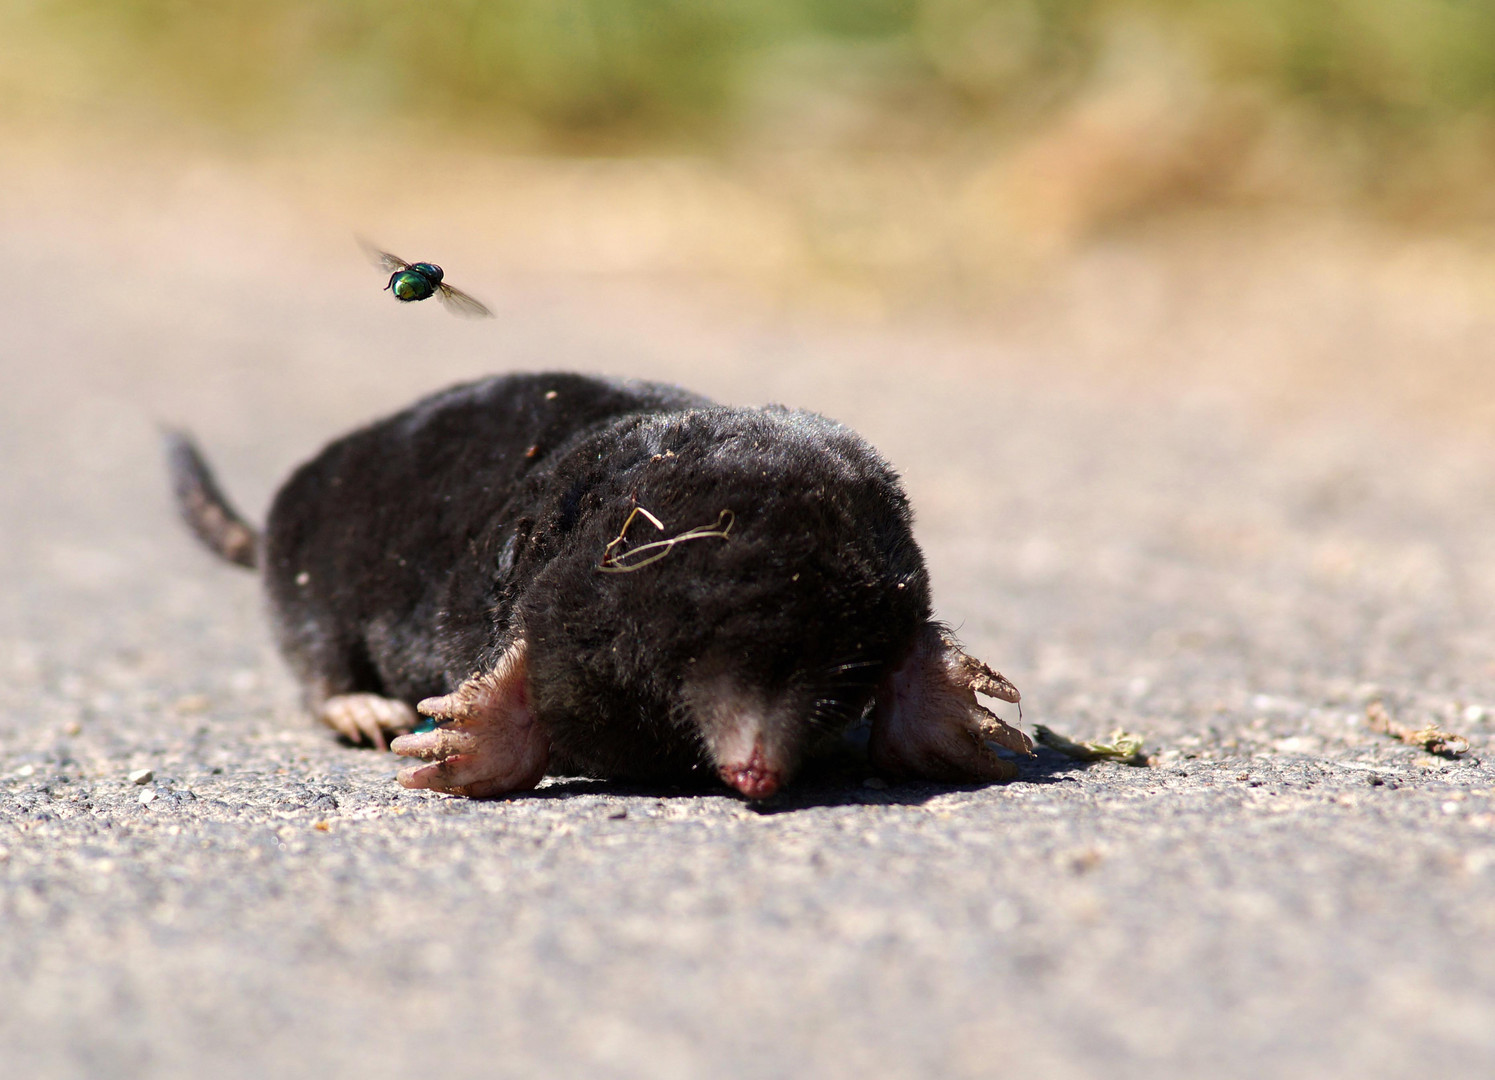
(357, 238, 410, 273)
(436, 282, 494, 318)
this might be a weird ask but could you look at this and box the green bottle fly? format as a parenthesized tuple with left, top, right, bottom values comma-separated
(362, 242, 493, 318)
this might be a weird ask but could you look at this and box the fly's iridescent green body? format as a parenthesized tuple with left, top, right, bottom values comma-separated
(362, 243, 493, 318)
(388, 264, 443, 302)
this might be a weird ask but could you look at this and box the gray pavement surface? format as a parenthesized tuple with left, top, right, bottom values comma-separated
(3, 178, 1495, 1079)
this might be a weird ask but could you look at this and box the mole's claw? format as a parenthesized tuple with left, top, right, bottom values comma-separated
(396, 751, 506, 796)
(390, 642, 549, 798)
(318, 693, 416, 750)
(971, 701, 1033, 757)
(389, 727, 474, 762)
(869, 624, 1029, 784)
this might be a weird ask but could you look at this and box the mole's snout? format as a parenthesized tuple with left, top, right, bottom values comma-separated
(717, 747, 783, 799)
(686, 678, 799, 800)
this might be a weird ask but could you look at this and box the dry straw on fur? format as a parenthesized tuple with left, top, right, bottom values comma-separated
(598, 507, 734, 574)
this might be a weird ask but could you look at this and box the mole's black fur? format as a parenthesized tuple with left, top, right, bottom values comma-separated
(167, 373, 1027, 798)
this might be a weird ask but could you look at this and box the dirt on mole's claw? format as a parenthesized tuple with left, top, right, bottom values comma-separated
(942, 632, 1021, 705)
(973, 705, 1033, 758)
(389, 727, 475, 763)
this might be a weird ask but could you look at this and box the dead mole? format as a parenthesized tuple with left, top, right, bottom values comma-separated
(166, 372, 1030, 798)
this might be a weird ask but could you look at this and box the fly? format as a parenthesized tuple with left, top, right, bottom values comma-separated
(361, 241, 492, 318)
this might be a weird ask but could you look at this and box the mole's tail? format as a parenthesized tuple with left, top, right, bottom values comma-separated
(163, 430, 260, 570)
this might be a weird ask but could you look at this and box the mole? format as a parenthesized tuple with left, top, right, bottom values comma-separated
(165, 373, 1030, 799)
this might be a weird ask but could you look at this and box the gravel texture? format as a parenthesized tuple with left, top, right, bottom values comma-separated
(3, 180, 1495, 1079)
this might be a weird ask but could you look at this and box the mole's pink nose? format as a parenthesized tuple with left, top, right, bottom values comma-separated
(718, 749, 782, 799)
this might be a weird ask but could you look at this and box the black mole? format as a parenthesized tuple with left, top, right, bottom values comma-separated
(166, 373, 1029, 798)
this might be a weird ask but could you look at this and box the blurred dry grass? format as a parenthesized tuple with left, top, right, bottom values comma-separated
(6, 2, 1495, 226)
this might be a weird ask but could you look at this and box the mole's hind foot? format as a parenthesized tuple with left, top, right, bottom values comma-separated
(390, 641, 548, 798)
(869, 624, 1031, 784)
(318, 694, 417, 751)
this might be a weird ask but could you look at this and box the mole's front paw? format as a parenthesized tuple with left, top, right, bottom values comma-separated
(318, 694, 417, 751)
(869, 624, 1031, 784)
(390, 642, 548, 798)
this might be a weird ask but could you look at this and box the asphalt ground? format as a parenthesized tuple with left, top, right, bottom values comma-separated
(3, 161, 1495, 1078)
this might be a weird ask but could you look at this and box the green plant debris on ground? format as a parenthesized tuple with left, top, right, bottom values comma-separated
(1034, 725, 1149, 766)
(1365, 701, 1470, 759)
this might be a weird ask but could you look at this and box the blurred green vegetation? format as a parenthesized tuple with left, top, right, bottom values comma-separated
(9, 1, 1495, 179)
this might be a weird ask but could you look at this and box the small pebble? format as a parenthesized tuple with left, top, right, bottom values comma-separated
(863, 777, 889, 790)
(128, 769, 154, 785)
(608, 808, 628, 819)
(15, 764, 35, 779)
(64, 721, 82, 736)
(139, 788, 157, 805)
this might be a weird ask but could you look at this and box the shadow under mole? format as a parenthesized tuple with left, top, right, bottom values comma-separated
(462, 744, 1095, 813)
(743, 746, 1094, 814)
